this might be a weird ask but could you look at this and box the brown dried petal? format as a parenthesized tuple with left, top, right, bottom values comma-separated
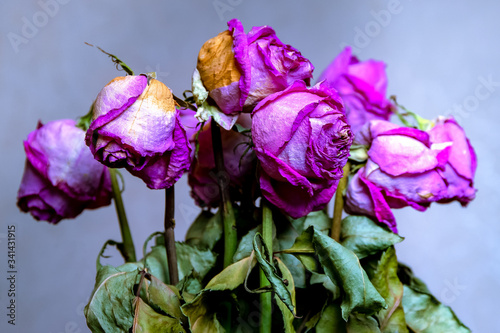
(197, 30, 241, 91)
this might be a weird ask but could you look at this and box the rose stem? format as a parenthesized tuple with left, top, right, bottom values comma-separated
(260, 198, 273, 333)
(331, 162, 350, 242)
(211, 118, 237, 268)
(109, 168, 136, 262)
(164, 186, 179, 285)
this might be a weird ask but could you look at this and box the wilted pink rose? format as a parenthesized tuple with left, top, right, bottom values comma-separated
(318, 46, 394, 135)
(197, 18, 314, 115)
(17, 120, 112, 224)
(252, 81, 353, 218)
(85, 75, 191, 189)
(188, 114, 255, 207)
(345, 118, 477, 233)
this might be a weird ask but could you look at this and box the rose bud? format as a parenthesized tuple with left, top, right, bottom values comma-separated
(318, 46, 394, 135)
(85, 75, 191, 189)
(188, 114, 255, 207)
(344, 118, 477, 233)
(252, 81, 353, 218)
(17, 120, 112, 224)
(196, 18, 314, 115)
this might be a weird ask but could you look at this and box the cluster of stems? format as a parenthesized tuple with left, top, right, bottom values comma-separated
(110, 114, 351, 333)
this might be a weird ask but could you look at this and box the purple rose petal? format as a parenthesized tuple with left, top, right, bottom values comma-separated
(86, 77, 192, 189)
(252, 80, 353, 218)
(345, 118, 477, 232)
(18, 120, 112, 223)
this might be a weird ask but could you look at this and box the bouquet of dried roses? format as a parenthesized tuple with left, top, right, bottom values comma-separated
(17, 19, 475, 333)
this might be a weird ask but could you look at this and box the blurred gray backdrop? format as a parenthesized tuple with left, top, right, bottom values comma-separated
(1, 0, 499, 332)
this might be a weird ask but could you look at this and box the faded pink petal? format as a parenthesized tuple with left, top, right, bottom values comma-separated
(318, 46, 393, 135)
(252, 81, 352, 218)
(18, 120, 112, 223)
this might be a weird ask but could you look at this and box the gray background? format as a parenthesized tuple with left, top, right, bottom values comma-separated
(1, 0, 499, 332)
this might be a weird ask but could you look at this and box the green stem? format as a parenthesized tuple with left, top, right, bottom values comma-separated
(260, 199, 273, 333)
(164, 186, 179, 285)
(109, 168, 136, 262)
(211, 119, 237, 268)
(331, 162, 350, 242)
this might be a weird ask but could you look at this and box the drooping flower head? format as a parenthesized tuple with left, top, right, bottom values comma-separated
(344, 117, 477, 233)
(252, 81, 353, 218)
(17, 119, 112, 224)
(428, 116, 477, 204)
(319, 46, 394, 135)
(85, 75, 191, 189)
(196, 19, 314, 116)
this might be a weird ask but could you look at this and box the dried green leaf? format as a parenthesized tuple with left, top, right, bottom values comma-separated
(279, 253, 306, 289)
(281, 227, 315, 255)
(347, 313, 381, 332)
(177, 242, 217, 281)
(315, 302, 347, 333)
(132, 298, 185, 333)
(143, 244, 169, 283)
(182, 257, 256, 333)
(366, 247, 408, 333)
(398, 260, 470, 332)
(280, 227, 318, 273)
(206, 256, 257, 290)
(181, 293, 225, 333)
(85, 263, 143, 333)
(310, 272, 340, 296)
(402, 286, 470, 332)
(179, 273, 205, 296)
(144, 241, 217, 287)
(276, 218, 307, 288)
(274, 258, 296, 333)
(233, 226, 260, 263)
(397, 262, 432, 295)
(314, 302, 382, 333)
(253, 233, 296, 316)
(288, 210, 331, 235)
(235, 223, 277, 263)
(145, 275, 185, 321)
(340, 216, 403, 259)
(311, 227, 386, 321)
(185, 210, 222, 250)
